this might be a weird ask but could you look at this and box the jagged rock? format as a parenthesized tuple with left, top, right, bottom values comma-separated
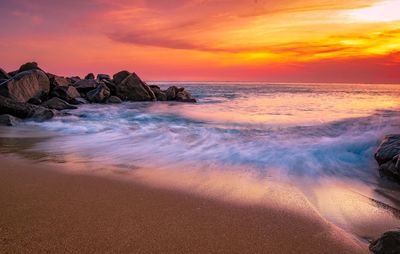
(106, 96, 122, 104)
(165, 86, 179, 100)
(87, 83, 110, 103)
(116, 73, 155, 101)
(0, 114, 20, 126)
(0, 68, 10, 80)
(0, 95, 56, 120)
(176, 89, 196, 103)
(42, 97, 77, 110)
(27, 97, 42, 105)
(17, 62, 42, 73)
(85, 73, 95, 80)
(150, 85, 167, 101)
(375, 135, 400, 165)
(0, 70, 50, 103)
(51, 86, 80, 102)
(113, 70, 130, 85)
(369, 230, 400, 254)
(97, 74, 110, 81)
(72, 79, 99, 92)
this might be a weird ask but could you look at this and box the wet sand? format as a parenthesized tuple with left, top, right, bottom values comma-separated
(0, 155, 368, 254)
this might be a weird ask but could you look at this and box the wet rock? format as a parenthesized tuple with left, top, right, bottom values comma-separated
(106, 96, 122, 104)
(116, 73, 155, 101)
(0, 95, 56, 120)
(42, 97, 77, 110)
(97, 74, 110, 81)
(51, 86, 80, 102)
(165, 86, 179, 100)
(85, 73, 95, 80)
(0, 114, 20, 126)
(0, 70, 50, 103)
(150, 85, 167, 101)
(72, 79, 99, 92)
(176, 89, 196, 103)
(17, 62, 42, 73)
(70, 97, 88, 105)
(112, 70, 130, 85)
(87, 83, 110, 103)
(369, 230, 400, 254)
(0, 68, 10, 80)
(375, 135, 400, 165)
(378, 156, 400, 183)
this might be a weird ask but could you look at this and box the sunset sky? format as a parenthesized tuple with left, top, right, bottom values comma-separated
(1, 0, 399, 83)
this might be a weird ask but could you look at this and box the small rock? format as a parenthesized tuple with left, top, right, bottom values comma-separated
(97, 74, 110, 81)
(85, 73, 95, 80)
(68, 76, 81, 84)
(27, 97, 42, 105)
(112, 70, 130, 85)
(42, 97, 77, 110)
(0, 114, 20, 126)
(17, 62, 42, 73)
(176, 89, 196, 103)
(87, 83, 110, 103)
(106, 96, 122, 104)
(70, 97, 88, 105)
(51, 86, 80, 102)
(369, 230, 400, 254)
(73, 79, 99, 92)
(0, 68, 10, 80)
(165, 86, 179, 100)
(150, 85, 167, 101)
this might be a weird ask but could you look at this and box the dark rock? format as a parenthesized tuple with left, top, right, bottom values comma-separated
(8, 70, 18, 77)
(106, 96, 122, 104)
(42, 97, 77, 110)
(72, 79, 99, 92)
(85, 73, 95, 80)
(0, 95, 56, 120)
(52, 75, 70, 87)
(68, 76, 81, 84)
(103, 79, 117, 95)
(369, 230, 400, 254)
(0, 68, 10, 80)
(17, 62, 42, 73)
(116, 73, 155, 101)
(375, 135, 400, 165)
(165, 86, 179, 100)
(97, 74, 110, 81)
(150, 85, 167, 101)
(27, 97, 42, 105)
(70, 97, 88, 105)
(0, 70, 50, 103)
(51, 86, 80, 102)
(112, 70, 130, 85)
(378, 156, 400, 183)
(176, 89, 196, 103)
(0, 114, 20, 126)
(87, 83, 110, 103)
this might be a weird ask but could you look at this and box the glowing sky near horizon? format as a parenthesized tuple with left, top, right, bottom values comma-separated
(0, 0, 399, 82)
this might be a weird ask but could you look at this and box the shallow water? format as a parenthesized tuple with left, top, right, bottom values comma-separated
(1, 82, 400, 240)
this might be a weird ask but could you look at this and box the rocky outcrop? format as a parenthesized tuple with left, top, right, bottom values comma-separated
(369, 230, 400, 254)
(106, 96, 122, 104)
(87, 83, 110, 103)
(116, 73, 155, 101)
(85, 73, 95, 80)
(0, 95, 56, 120)
(375, 135, 400, 183)
(42, 97, 77, 110)
(0, 70, 50, 103)
(0, 114, 20, 126)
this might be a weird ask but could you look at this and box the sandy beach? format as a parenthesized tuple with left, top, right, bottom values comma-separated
(0, 155, 368, 254)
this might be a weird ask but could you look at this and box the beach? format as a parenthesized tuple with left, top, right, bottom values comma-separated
(0, 154, 368, 254)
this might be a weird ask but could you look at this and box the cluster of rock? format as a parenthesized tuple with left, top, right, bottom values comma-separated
(0, 62, 196, 126)
(375, 134, 400, 184)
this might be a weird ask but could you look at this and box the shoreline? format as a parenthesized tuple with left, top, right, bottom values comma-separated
(0, 154, 368, 253)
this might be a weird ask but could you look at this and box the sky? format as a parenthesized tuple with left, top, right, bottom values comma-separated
(0, 0, 399, 83)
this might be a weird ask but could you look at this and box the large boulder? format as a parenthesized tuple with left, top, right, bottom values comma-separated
(51, 86, 80, 102)
(0, 95, 56, 120)
(85, 73, 95, 80)
(0, 70, 50, 103)
(150, 85, 167, 101)
(113, 70, 130, 85)
(0, 114, 20, 126)
(369, 230, 400, 254)
(17, 62, 42, 73)
(176, 89, 196, 103)
(0, 68, 10, 80)
(375, 135, 400, 165)
(116, 73, 155, 101)
(42, 97, 77, 110)
(72, 79, 99, 93)
(87, 83, 110, 103)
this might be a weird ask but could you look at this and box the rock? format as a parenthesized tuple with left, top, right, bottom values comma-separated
(0, 114, 20, 126)
(97, 74, 110, 81)
(0, 95, 56, 120)
(8, 70, 18, 77)
(87, 83, 110, 103)
(0, 68, 10, 80)
(149, 85, 167, 101)
(116, 73, 155, 101)
(103, 79, 117, 95)
(0, 70, 50, 103)
(176, 89, 196, 103)
(27, 97, 42, 105)
(70, 97, 88, 105)
(165, 86, 179, 100)
(113, 70, 130, 85)
(42, 97, 77, 110)
(369, 230, 400, 254)
(51, 86, 80, 102)
(106, 96, 122, 104)
(378, 156, 400, 183)
(52, 75, 70, 87)
(375, 135, 400, 165)
(17, 62, 42, 73)
(72, 79, 99, 92)
(68, 76, 81, 84)
(85, 73, 95, 80)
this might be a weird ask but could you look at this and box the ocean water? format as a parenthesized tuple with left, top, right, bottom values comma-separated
(2, 82, 400, 238)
